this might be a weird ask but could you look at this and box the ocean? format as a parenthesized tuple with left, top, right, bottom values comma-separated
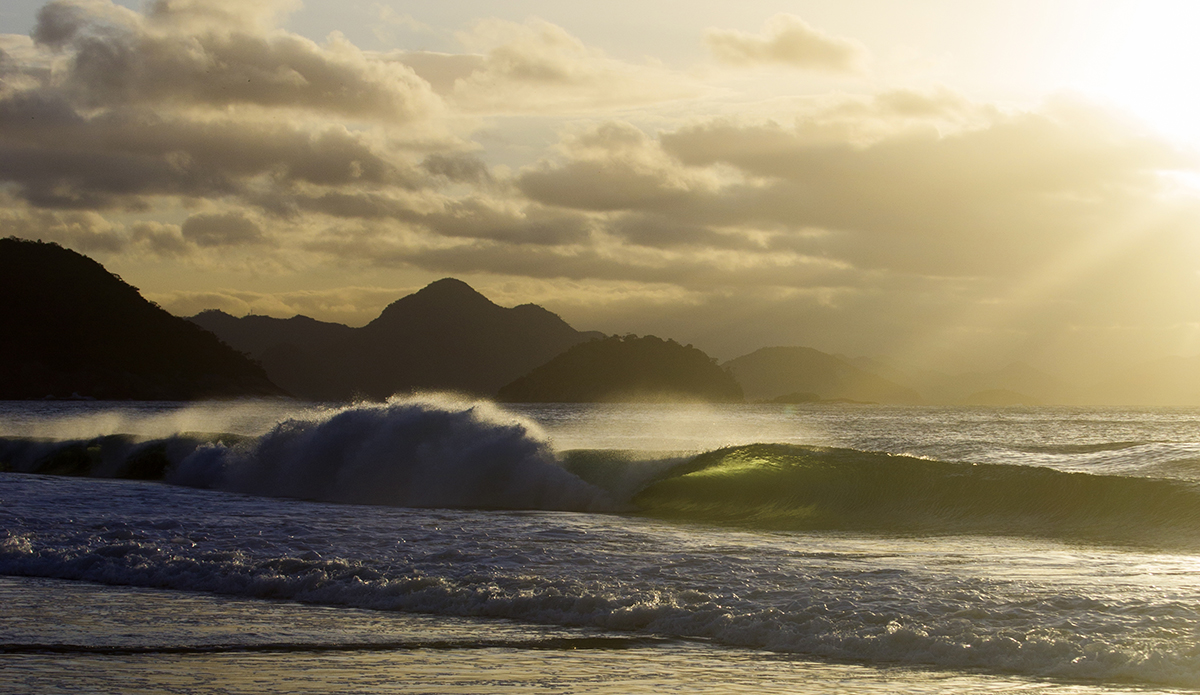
(2, 397, 1199, 693)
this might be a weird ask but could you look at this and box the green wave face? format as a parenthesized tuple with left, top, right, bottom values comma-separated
(631, 444, 1200, 547)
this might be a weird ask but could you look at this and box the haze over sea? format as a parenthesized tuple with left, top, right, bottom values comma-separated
(3, 398, 1200, 693)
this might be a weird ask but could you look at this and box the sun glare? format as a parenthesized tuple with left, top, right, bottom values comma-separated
(1077, 3, 1200, 147)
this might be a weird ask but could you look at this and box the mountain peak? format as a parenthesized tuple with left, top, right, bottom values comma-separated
(369, 278, 498, 329)
(414, 277, 490, 302)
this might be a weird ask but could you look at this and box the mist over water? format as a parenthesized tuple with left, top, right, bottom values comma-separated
(0, 399, 329, 440)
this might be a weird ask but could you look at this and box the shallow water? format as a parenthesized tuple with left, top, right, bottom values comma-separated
(2, 577, 1185, 695)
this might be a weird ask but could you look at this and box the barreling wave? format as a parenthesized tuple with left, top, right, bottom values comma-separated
(6, 400, 1200, 547)
(612, 443, 1200, 547)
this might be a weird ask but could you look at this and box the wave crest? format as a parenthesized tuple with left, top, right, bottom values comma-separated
(630, 444, 1200, 546)
(169, 395, 608, 511)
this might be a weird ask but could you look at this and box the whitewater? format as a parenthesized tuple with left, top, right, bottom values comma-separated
(3, 398, 1200, 693)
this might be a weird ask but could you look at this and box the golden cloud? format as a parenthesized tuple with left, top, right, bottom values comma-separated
(705, 14, 869, 73)
(393, 18, 704, 114)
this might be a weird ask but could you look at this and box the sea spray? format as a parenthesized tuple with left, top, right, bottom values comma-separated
(169, 395, 610, 511)
(0, 400, 323, 441)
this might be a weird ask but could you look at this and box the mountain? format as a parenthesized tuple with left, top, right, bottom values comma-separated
(724, 347, 922, 404)
(192, 278, 605, 400)
(0, 238, 282, 400)
(189, 311, 354, 358)
(188, 311, 356, 399)
(497, 334, 743, 403)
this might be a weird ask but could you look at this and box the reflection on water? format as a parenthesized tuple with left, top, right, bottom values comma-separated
(0, 577, 1167, 695)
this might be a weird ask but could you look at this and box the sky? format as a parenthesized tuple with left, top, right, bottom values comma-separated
(2, 0, 1199, 377)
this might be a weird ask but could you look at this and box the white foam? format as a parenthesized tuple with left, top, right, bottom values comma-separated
(169, 395, 610, 511)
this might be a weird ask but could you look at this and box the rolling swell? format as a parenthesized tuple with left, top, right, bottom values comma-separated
(627, 444, 1200, 547)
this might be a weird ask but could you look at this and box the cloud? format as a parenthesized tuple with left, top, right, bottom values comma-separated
(390, 19, 704, 114)
(659, 107, 1193, 275)
(1, 1, 445, 217)
(518, 121, 715, 212)
(180, 210, 267, 247)
(0, 204, 125, 252)
(5, 1, 1200, 373)
(0, 198, 192, 258)
(370, 4, 435, 46)
(31, 0, 439, 121)
(421, 152, 492, 184)
(705, 14, 869, 73)
(383, 51, 484, 94)
(144, 0, 302, 32)
(511, 97, 1196, 280)
(0, 90, 414, 210)
(303, 222, 851, 292)
(129, 220, 189, 256)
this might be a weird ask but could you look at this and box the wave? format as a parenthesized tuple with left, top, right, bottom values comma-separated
(620, 444, 1200, 547)
(172, 395, 609, 511)
(6, 399, 1200, 547)
(3, 520, 1198, 689)
(1, 396, 609, 512)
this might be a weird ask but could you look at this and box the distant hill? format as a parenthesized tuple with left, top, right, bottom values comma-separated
(0, 238, 282, 400)
(192, 278, 604, 400)
(497, 335, 744, 403)
(724, 346, 922, 404)
(190, 312, 354, 358)
(189, 311, 356, 399)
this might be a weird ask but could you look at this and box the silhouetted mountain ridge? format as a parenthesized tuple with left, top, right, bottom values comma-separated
(192, 278, 605, 400)
(497, 335, 743, 403)
(0, 238, 282, 399)
(190, 311, 354, 357)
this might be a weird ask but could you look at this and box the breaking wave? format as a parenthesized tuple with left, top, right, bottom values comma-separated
(1, 396, 609, 512)
(171, 396, 609, 511)
(5, 400, 1200, 546)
